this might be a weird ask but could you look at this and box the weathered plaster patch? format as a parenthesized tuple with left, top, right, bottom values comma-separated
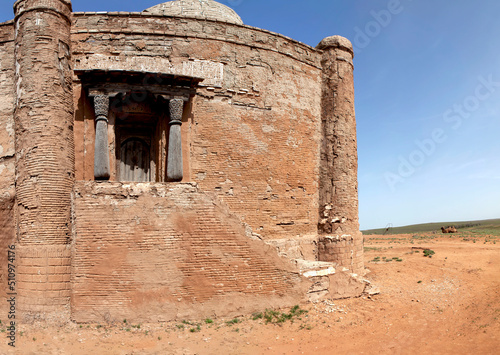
(286, 133, 302, 148)
(75, 55, 224, 87)
(324, 234, 352, 241)
(15, 59, 22, 105)
(262, 124, 276, 133)
(237, 122, 268, 153)
(302, 266, 336, 278)
(0, 160, 12, 176)
(6, 119, 14, 137)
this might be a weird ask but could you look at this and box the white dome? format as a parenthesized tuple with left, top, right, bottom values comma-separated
(143, 0, 243, 25)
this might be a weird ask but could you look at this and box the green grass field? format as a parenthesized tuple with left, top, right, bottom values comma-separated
(362, 218, 500, 235)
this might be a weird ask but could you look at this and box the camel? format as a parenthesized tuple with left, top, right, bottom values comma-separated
(441, 226, 457, 233)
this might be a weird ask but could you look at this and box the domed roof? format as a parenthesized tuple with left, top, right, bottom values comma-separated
(143, 0, 243, 25)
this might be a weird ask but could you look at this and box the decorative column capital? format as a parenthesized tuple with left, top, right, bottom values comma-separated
(169, 98, 184, 125)
(93, 95, 110, 122)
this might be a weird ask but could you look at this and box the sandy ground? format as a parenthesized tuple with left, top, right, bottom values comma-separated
(1, 233, 499, 354)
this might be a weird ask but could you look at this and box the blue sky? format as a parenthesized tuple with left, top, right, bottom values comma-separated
(1, 0, 499, 229)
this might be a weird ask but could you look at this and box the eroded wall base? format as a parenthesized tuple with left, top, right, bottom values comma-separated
(17, 245, 72, 323)
(71, 181, 312, 323)
(71, 182, 367, 322)
(318, 233, 364, 275)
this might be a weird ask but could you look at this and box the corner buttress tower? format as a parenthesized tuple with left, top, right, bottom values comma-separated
(13, 0, 74, 322)
(316, 36, 364, 274)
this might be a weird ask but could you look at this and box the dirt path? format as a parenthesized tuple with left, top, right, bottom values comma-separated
(1, 234, 499, 354)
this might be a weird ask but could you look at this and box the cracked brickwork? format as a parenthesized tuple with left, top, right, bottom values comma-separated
(0, 1, 363, 322)
(12, 0, 74, 321)
(71, 13, 323, 241)
(316, 36, 363, 274)
(72, 182, 308, 322)
(0, 21, 16, 318)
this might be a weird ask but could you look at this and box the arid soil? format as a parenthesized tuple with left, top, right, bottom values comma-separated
(1, 234, 499, 355)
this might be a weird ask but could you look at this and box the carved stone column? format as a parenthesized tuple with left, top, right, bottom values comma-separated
(167, 98, 184, 181)
(93, 95, 111, 180)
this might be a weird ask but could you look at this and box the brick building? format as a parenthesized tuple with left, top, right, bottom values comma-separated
(0, 0, 364, 323)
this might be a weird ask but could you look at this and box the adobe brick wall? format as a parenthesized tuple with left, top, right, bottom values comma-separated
(0, 21, 16, 317)
(71, 181, 309, 323)
(70, 13, 319, 68)
(0, 21, 15, 204)
(0, 3, 365, 323)
(71, 14, 323, 242)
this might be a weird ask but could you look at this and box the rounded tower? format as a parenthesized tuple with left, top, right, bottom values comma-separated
(14, 0, 74, 322)
(316, 36, 364, 274)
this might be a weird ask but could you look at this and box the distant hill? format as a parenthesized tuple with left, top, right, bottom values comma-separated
(362, 218, 500, 235)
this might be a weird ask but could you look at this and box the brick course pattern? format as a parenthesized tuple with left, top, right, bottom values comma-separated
(16, 245, 71, 322)
(72, 182, 307, 322)
(71, 13, 323, 241)
(13, 0, 75, 321)
(316, 36, 364, 274)
(0, 0, 364, 322)
(14, 0, 75, 244)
